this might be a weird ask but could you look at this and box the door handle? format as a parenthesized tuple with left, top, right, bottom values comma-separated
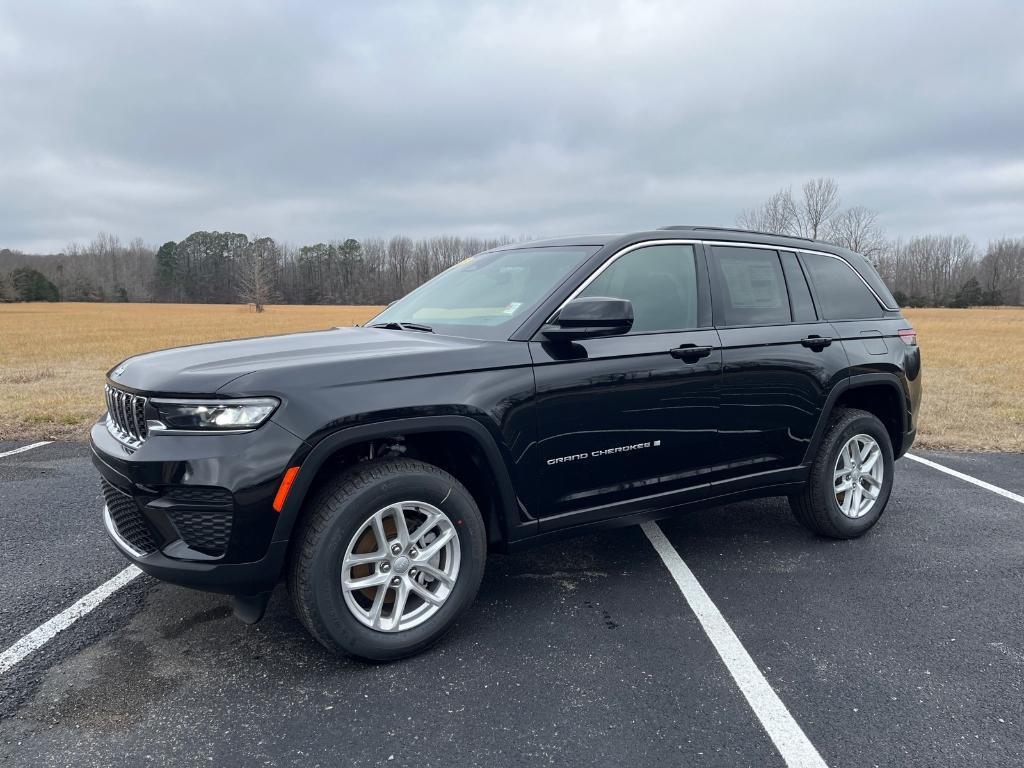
(670, 344, 713, 362)
(801, 335, 832, 351)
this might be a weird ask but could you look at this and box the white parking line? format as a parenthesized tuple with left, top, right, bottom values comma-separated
(905, 453, 1024, 505)
(0, 441, 53, 459)
(0, 566, 142, 675)
(642, 522, 828, 768)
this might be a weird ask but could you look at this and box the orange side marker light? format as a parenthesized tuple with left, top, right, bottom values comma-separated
(273, 466, 300, 512)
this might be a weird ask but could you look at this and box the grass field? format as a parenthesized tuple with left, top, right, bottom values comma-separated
(0, 303, 382, 441)
(1, 303, 1022, 451)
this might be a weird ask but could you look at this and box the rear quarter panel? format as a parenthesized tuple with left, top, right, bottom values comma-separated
(832, 315, 922, 434)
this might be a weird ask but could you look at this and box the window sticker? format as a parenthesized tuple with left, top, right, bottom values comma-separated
(720, 260, 784, 309)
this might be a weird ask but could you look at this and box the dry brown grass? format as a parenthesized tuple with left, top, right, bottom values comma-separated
(0, 303, 381, 441)
(1, 303, 1022, 451)
(903, 307, 1024, 452)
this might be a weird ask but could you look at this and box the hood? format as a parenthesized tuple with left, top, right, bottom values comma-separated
(108, 326, 529, 395)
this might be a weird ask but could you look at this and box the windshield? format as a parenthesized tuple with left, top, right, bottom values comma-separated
(368, 245, 599, 339)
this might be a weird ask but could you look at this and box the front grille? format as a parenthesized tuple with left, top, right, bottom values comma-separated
(105, 384, 149, 446)
(101, 479, 158, 554)
(166, 507, 233, 555)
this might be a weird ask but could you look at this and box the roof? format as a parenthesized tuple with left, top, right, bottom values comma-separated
(500, 226, 850, 257)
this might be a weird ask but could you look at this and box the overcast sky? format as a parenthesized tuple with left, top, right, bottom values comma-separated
(1, 0, 1022, 252)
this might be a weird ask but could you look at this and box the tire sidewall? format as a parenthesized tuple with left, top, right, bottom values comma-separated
(305, 466, 486, 660)
(817, 413, 894, 536)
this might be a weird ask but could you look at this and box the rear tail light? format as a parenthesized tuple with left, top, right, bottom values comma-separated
(898, 328, 917, 346)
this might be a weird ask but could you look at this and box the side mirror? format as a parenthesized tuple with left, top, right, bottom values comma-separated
(541, 297, 634, 341)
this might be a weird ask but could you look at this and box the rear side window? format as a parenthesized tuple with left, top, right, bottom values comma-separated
(779, 251, 817, 322)
(710, 246, 791, 326)
(579, 244, 698, 333)
(800, 254, 883, 320)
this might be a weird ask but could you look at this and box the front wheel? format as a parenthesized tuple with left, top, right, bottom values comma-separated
(790, 407, 894, 539)
(288, 458, 487, 661)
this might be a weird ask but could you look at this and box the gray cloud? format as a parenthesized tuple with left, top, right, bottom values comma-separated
(1, 0, 1022, 251)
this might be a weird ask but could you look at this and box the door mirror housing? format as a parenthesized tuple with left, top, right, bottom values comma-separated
(541, 297, 634, 341)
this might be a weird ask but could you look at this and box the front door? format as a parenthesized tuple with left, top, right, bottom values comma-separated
(529, 242, 722, 530)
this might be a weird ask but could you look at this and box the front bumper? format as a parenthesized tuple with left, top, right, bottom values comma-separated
(90, 418, 308, 595)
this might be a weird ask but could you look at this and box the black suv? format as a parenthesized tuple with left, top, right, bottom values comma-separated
(92, 226, 921, 660)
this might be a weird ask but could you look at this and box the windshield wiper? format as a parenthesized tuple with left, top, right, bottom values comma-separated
(367, 321, 435, 333)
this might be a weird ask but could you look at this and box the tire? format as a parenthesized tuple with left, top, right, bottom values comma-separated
(288, 457, 486, 661)
(789, 407, 894, 539)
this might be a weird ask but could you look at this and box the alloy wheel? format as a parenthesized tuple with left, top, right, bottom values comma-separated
(833, 433, 884, 519)
(341, 501, 461, 632)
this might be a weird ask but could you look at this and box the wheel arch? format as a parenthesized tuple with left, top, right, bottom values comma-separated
(273, 415, 523, 550)
(804, 373, 911, 463)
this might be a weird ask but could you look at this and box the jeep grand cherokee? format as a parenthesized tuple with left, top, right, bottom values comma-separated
(91, 226, 922, 660)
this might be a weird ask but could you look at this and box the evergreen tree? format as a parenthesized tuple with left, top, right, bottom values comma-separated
(951, 277, 983, 307)
(153, 241, 178, 302)
(10, 267, 60, 301)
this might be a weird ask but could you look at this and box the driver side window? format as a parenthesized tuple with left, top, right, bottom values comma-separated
(579, 244, 698, 333)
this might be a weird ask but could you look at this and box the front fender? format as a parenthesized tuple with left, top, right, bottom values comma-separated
(271, 414, 530, 550)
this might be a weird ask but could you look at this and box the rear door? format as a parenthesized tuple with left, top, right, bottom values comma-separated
(798, 252, 918, 439)
(709, 244, 849, 476)
(530, 242, 722, 529)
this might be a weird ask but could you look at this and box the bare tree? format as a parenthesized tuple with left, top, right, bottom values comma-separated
(874, 235, 977, 305)
(737, 177, 840, 239)
(238, 237, 279, 312)
(978, 238, 1024, 305)
(825, 206, 886, 262)
(737, 188, 798, 235)
(796, 177, 841, 239)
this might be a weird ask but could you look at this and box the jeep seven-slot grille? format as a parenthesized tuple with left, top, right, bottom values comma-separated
(101, 479, 158, 554)
(105, 384, 149, 446)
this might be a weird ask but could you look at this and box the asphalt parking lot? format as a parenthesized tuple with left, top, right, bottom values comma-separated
(0, 441, 1021, 767)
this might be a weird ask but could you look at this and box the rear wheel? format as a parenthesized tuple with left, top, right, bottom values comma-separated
(790, 408, 894, 538)
(288, 458, 486, 660)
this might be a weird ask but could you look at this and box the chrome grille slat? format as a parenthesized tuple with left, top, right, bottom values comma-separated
(120, 390, 131, 434)
(130, 392, 142, 437)
(105, 384, 149, 447)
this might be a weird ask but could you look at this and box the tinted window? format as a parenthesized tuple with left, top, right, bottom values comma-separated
(710, 246, 791, 326)
(578, 244, 698, 332)
(779, 251, 817, 322)
(801, 254, 883, 320)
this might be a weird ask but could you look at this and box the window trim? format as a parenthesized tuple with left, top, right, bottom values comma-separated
(537, 237, 892, 339)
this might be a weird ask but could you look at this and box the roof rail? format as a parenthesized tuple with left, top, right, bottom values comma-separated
(657, 225, 817, 243)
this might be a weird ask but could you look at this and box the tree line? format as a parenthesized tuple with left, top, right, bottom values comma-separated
(0, 233, 511, 309)
(1, 182, 1021, 308)
(737, 178, 1023, 307)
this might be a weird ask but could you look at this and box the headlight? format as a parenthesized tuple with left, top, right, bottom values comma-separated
(151, 397, 280, 431)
